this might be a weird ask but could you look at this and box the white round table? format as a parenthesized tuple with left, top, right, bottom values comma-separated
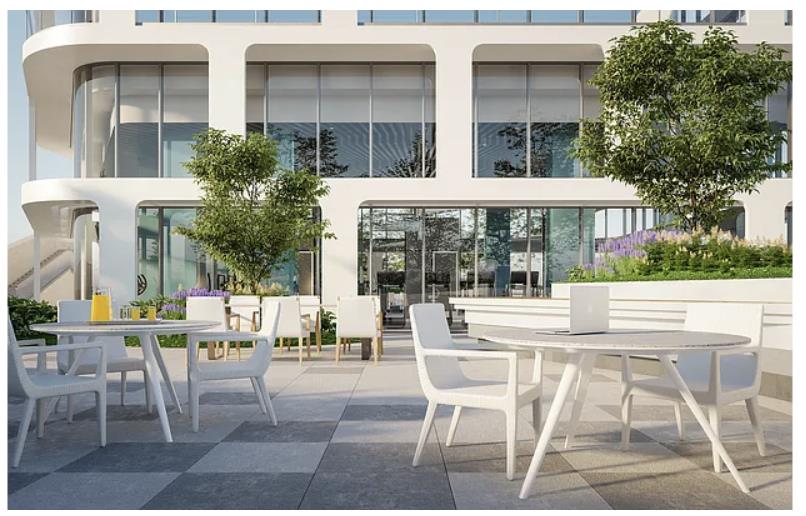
(31, 320, 218, 442)
(481, 328, 753, 498)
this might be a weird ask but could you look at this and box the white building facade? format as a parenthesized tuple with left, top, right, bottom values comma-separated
(21, 10, 792, 318)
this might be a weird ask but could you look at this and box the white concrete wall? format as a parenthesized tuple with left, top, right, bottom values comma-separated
(19, 11, 793, 305)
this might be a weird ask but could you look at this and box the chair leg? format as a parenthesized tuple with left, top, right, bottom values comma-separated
(532, 397, 542, 448)
(674, 401, 685, 440)
(298, 337, 304, 365)
(446, 406, 462, 447)
(223, 341, 230, 361)
(120, 371, 127, 406)
(250, 377, 267, 414)
(67, 394, 75, 423)
(709, 406, 723, 472)
(745, 397, 767, 456)
(144, 369, 152, 413)
(237, 341, 241, 361)
(36, 398, 47, 438)
(620, 394, 633, 450)
(505, 409, 518, 480)
(13, 399, 35, 468)
(96, 390, 107, 447)
(373, 336, 379, 364)
(413, 401, 437, 467)
(335, 338, 341, 363)
(190, 377, 200, 432)
(257, 379, 278, 426)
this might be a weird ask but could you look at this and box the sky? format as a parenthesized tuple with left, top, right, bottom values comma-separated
(7, 10, 72, 244)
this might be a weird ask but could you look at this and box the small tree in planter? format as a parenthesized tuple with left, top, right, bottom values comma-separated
(177, 129, 334, 294)
(575, 21, 791, 232)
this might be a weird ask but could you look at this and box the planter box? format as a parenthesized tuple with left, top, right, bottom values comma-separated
(450, 278, 792, 400)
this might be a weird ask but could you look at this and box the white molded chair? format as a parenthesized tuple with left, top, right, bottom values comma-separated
(8, 318, 107, 468)
(336, 296, 382, 363)
(186, 296, 233, 360)
(228, 295, 261, 360)
(187, 303, 280, 431)
(409, 303, 542, 480)
(263, 296, 309, 364)
(621, 303, 766, 471)
(57, 300, 150, 419)
(299, 295, 322, 354)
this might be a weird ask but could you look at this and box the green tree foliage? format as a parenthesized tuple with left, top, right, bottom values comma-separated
(176, 129, 335, 294)
(575, 21, 791, 231)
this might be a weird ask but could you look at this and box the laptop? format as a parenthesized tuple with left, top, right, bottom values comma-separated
(536, 285, 610, 335)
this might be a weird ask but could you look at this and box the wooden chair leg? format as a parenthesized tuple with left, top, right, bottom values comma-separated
(373, 336, 379, 364)
(316, 312, 322, 354)
(298, 337, 304, 365)
(236, 341, 241, 361)
(279, 337, 284, 353)
(335, 338, 341, 363)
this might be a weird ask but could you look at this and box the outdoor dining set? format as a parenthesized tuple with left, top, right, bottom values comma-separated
(8, 286, 768, 501)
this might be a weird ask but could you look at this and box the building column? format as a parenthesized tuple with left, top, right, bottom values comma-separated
(432, 42, 474, 183)
(207, 42, 248, 135)
(97, 201, 138, 304)
(319, 195, 360, 306)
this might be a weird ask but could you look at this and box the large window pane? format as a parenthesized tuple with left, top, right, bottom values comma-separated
(163, 65, 208, 177)
(118, 65, 159, 177)
(320, 65, 370, 177)
(768, 82, 791, 169)
(215, 11, 257, 23)
(583, 11, 632, 23)
(267, 64, 318, 173)
(713, 10, 745, 23)
(365, 11, 420, 23)
(530, 65, 580, 177)
(424, 11, 476, 23)
(478, 11, 529, 23)
(162, 208, 205, 294)
(424, 65, 436, 177)
(246, 64, 265, 137)
(137, 208, 160, 299)
(372, 65, 425, 177)
(267, 11, 320, 23)
(475, 65, 528, 177)
(175, 11, 213, 22)
(531, 11, 579, 23)
(545, 208, 580, 287)
(78, 65, 116, 178)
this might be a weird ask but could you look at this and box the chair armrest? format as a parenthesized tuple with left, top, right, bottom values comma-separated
(17, 338, 47, 347)
(16, 341, 105, 355)
(421, 348, 520, 396)
(17, 338, 47, 372)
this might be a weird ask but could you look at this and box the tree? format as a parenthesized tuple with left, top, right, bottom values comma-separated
(176, 129, 334, 294)
(574, 21, 791, 232)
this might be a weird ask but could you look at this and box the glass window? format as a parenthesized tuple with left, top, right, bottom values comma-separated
(267, 64, 318, 173)
(320, 65, 370, 177)
(372, 65, 426, 177)
(246, 64, 265, 137)
(423, 65, 436, 177)
(530, 65, 581, 177)
(545, 208, 581, 287)
(175, 11, 213, 23)
(162, 208, 205, 294)
(672, 10, 711, 23)
(583, 11, 633, 23)
(118, 65, 159, 178)
(135, 11, 160, 24)
(365, 11, 421, 23)
(215, 11, 258, 23)
(475, 64, 528, 177)
(267, 11, 320, 23)
(478, 11, 529, 23)
(162, 65, 208, 177)
(137, 208, 160, 299)
(713, 10, 745, 23)
(768, 82, 791, 168)
(79, 65, 116, 178)
(531, 11, 579, 23)
(424, 11, 476, 23)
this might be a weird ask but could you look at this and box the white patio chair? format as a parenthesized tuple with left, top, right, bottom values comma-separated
(621, 303, 766, 472)
(8, 318, 107, 468)
(186, 296, 232, 360)
(187, 303, 280, 431)
(336, 296, 381, 364)
(409, 303, 542, 480)
(263, 296, 309, 364)
(299, 295, 322, 354)
(57, 300, 150, 419)
(228, 295, 261, 360)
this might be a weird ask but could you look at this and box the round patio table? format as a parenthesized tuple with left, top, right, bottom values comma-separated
(31, 320, 219, 443)
(480, 328, 753, 498)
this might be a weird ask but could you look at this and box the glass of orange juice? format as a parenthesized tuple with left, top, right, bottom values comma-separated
(147, 306, 157, 321)
(131, 307, 141, 321)
(90, 287, 112, 322)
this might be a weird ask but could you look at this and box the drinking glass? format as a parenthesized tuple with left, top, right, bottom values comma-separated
(147, 306, 157, 321)
(131, 307, 141, 321)
(91, 287, 112, 322)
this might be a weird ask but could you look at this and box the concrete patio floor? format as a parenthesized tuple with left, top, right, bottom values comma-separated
(7, 334, 792, 509)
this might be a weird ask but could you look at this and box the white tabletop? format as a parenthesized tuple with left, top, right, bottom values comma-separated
(482, 328, 751, 353)
(30, 320, 219, 336)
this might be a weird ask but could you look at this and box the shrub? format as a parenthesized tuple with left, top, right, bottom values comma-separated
(568, 229, 792, 283)
(8, 296, 57, 341)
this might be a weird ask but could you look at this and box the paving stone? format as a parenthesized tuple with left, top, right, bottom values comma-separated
(223, 420, 337, 443)
(189, 442, 327, 473)
(316, 442, 443, 472)
(58, 443, 215, 473)
(7, 472, 47, 494)
(340, 404, 429, 421)
(73, 404, 158, 422)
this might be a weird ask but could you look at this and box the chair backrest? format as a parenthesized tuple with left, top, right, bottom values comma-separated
(409, 303, 465, 393)
(57, 300, 127, 369)
(336, 296, 377, 339)
(186, 297, 228, 332)
(249, 300, 280, 374)
(260, 296, 303, 338)
(7, 318, 31, 398)
(299, 295, 321, 319)
(679, 303, 764, 392)
(229, 295, 261, 331)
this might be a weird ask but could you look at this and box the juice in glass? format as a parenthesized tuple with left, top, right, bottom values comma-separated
(147, 306, 157, 321)
(91, 288, 112, 322)
(131, 307, 141, 321)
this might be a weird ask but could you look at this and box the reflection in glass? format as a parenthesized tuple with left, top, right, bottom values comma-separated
(583, 11, 633, 23)
(118, 65, 159, 177)
(137, 208, 160, 299)
(530, 66, 580, 177)
(478, 11, 530, 23)
(163, 65, 209, 177)
(320, 65, 370, 177)
(531, 11, 579, 23)
(475, 65, 528, 177)
(74, 65, 116, 178)
(373, 65, 424, 177)
(768, 82, 791, 171)
(267, 65, 319, 172)
(162, 208, 205, 295)
(424, 11, 476, 23)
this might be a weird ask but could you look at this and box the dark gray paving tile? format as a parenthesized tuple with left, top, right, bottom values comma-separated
(58, 443, 215, 473)
(199, 392, 261, 406)
(73, 405, 158, 422)
(582, 471, 768, 509)
(301, 469, 454, 509)
(303, 367, 364, 375)
(8, 396, 25, 405)
(443, 442, 575, 474)
(143, 472, 310, 509)
(223, 420, 337, 443)
(662, 441, 791, 473)
(599, 403, 791, 422)
(317, 442, 443, 472)
(7, 472, 47, 494)
(341, 404, 428, 421)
